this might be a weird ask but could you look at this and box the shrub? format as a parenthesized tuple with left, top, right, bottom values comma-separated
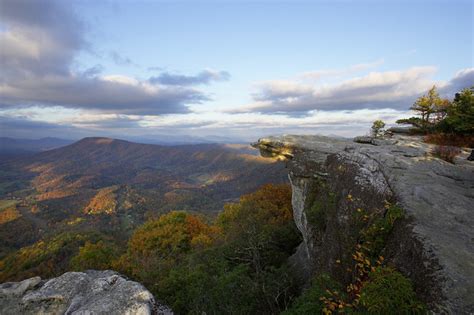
(371, 120, 386, 138)
(359, 267, 426, 314)
(431, 145, 461, 163)
(283, 274, 343, 315)
(424, 133, 474, 148)
(360, 204, 403, 258)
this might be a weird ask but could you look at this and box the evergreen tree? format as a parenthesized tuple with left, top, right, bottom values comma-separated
(442, 87, 474, 134)
(397, 86, 449, 131)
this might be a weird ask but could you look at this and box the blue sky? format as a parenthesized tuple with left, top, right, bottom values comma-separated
(0, 0, 472, 142)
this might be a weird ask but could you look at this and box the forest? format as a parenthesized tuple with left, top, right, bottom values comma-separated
(0, 184, 425, 314)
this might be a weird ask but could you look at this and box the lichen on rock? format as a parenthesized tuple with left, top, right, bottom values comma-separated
(0, 270, 172, 315)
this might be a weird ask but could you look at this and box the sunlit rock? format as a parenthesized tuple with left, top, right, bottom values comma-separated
(0, 270, 172, 315)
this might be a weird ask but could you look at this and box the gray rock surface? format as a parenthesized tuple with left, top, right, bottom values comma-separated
(0, 270, 173, 315)
(253, 134, 474, 314)
(388, 126, 416, 134)
(353, 135, 398, 146)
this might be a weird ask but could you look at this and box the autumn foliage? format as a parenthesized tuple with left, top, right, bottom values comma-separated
(397, 86, 474, 148)
(112, 184, 300, 314)
(114, 211, 219, 281)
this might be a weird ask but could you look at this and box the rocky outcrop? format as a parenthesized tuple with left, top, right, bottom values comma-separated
(253, 134, 474, 314)
(0, 270, 172, 315)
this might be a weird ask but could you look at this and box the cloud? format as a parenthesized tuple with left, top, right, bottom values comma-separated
(0, 115, 63, 131)
(154, 108, 411, 140)
(135, 108, 410, 139)
(0, 105, 411, 141)
(0, 74, 207, 114)
(110, 51, 133, 66)
(147, 66, 165, 71)
(300, 58, 385, 81)
(0, 0, 210, 115)
(0, 115, 83, 139)
(0, 113, 143, 139)
(82, 64, 104, 77)
(233, 66, 472, 114)
(149, 70, 231, 86)
(67, 114, 142, 129)
(0, 0, 85, 79)
(440, 68, 474, 95)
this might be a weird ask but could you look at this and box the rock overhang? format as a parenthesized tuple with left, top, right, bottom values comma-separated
(253, 134, 474, 313)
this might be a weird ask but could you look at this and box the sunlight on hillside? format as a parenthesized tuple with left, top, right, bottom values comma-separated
(84, 186, 119, 215)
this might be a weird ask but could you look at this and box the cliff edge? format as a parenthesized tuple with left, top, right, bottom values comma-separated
(253, 134, 473, 313)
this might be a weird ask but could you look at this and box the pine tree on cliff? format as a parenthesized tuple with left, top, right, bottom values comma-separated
(396, 85, 449, 131)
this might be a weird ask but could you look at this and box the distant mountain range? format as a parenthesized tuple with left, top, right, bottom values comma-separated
(0, 137, 287, 259)
(0, 137, 75, 156)
(0, 135, 249, 158)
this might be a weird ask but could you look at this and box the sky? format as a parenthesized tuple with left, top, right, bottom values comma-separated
(0, 0, 473, 142)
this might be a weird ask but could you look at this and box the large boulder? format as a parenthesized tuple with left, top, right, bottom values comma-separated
(0, 270, 172, 315)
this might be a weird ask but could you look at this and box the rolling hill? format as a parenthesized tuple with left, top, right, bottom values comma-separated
(0, 137, 287, 259)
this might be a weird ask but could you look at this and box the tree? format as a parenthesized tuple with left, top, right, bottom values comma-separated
(397, 85, 449, 131)
(114, 211, 219, 285)
(216, 184, 300, 274)
(371, 120, 385, 138)
(442, 86, 474, 134)
(433, 98, 451, 123)
(128, 185, 301, 314)
(115, 185, 302, 314)
(70, 241, 118, 270)
(215, 184, 301, 314)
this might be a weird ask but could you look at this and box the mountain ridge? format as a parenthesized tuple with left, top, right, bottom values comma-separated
(0, 137, 288, 271)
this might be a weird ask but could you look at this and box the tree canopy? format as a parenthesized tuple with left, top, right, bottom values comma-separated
(397, 85, 474, 137)
(396, 85, 450, 131)
(115, 184, 302, 314)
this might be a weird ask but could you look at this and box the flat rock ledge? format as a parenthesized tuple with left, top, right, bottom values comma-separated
(0, 270, 172, 315)
(253, 134, 474, 314)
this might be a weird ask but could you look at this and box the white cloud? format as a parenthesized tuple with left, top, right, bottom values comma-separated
(231, 66, 472, 114)
(0, 0, 223, 115)
(1, 105, 412, 140)
(300, 58, 385, 81)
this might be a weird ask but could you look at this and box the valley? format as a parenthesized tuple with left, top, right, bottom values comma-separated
(0, 137, 288, 277)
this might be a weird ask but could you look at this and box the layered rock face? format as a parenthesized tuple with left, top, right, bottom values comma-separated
(254, 134, 474, 314)
(0, 270, 172, 315)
